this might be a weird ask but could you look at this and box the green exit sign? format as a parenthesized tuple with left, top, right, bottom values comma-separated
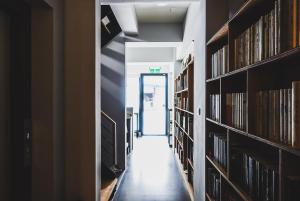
(149, 67, 161, 73)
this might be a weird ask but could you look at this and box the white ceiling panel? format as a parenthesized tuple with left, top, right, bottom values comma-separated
(135, 3, 190, 23)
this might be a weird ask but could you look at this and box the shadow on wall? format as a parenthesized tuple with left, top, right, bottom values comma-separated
(101, 34, 127, 170)
(100, 30, 158, 170)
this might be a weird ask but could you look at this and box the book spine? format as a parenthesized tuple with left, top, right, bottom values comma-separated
(288, 88, 292, 145)
(280, 89, 284, 143)
(293, 0, 298, 48)
(278, 0, 282, 52)
(292, 81, 300, 148)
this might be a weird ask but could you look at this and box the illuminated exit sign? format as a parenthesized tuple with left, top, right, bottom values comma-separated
(149, 67, 161, 73)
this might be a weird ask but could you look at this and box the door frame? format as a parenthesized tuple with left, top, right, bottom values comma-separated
(139, 73, 168, 136)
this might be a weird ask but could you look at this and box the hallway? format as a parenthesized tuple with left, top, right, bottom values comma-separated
(113, 136, 191, 201)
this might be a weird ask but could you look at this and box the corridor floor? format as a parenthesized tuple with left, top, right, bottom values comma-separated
(113, 136, 192, 201)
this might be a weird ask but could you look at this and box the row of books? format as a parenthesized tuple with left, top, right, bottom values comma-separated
(226, 93, 247, 131)
(174, 97, 189, 111)
(256, 89, 291, 145)
(209, 94, 220, 121)
(255, 81, 300, 148)
(207, 168, 221, 201)
(211, 45, 229, 78)
(175, 73, 188, 92)
(175, 111, 193, 136)
(233, 0, 300, 71)
(182, 53, 193, 68)
(209, 132, 227, 169)
(174, 126, 184, 145)
(188, 142, 193, 162)
(232, 150, 278, 201)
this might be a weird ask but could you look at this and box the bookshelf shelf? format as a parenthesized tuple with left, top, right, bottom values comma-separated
(188, 158, 194, 170)
(174, 121, 188, 136)
(175, 88, 188, 94)
(207, 47, 300, 82)
(175, 107, 194, 115)
(206, 155, 228, 177)
(207, 117, 300, 158)
(206, 0, 300, 200)
(206, 193, 214, 201)
(206, 77, 221, 83)
(174, 51, 194, 191)
(206, 156, 253, 201)
(207, 23, 229, 46)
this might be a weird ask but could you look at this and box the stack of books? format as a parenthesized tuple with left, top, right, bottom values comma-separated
(232, 150, 278, 201)
(211, 44, 229, 78)
(255, 81, 300, 148)
(233, 0, 300, 71)
(225, 93, 247, 130)
(209, 94, 220, 121)
(209, 132, 227, 169)
(207, 168, 221, 201)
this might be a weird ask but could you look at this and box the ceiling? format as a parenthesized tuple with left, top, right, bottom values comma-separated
(135, 3, 190, 23)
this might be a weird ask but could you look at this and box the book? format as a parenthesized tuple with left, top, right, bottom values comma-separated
(231, 149, 278, 200)
(211, 44, 229, 78)
(292, 81, 300, 148)
(211, 133, 227, 169)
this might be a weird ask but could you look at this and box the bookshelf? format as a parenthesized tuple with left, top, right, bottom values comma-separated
(206, 0, 300, 201)
(174, 52, 194, 190)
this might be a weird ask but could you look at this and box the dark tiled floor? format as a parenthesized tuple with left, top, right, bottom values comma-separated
(113, 136, 191, 201)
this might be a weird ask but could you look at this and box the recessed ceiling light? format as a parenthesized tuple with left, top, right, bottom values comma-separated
(157, 3, 168, 7)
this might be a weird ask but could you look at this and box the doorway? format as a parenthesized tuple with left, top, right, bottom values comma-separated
(139, 74, 168, 136)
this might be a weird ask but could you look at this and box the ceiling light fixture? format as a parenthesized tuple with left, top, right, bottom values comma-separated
(157, 3, 168, 7)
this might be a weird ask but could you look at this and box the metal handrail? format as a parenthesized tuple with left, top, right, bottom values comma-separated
(101, 111, 117, 166)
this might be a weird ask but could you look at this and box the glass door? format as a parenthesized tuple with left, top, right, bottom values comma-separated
(140, 74, 168, 135)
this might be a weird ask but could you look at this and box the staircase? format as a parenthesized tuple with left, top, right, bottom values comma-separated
(101, 111, 121, 201)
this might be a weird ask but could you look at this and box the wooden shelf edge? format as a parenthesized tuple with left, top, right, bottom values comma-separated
(206, 155, 228, 177)
(175, 153, 195, 201)
(206, 193, 214, 201)
(206, 118, 300, 158)
(207, 23, 229, 45)
(175, 107, 194, 115)
(174, 121, 188, 136)
(206, 156, 253, 201)
(188, 158, 194, 169)
(175, 88, 189, 94)
(175, 136, 184, 148)
(206, 47, 300, 82)
(206, 76, 221, 83)
(206, 118, 222, 126)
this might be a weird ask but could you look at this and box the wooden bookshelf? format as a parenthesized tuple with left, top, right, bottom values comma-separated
(174, 52, 194, 191)
(206, 0, 300, 201)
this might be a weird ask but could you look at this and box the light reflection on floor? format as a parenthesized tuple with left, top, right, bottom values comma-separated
(113, 136, 191, 201)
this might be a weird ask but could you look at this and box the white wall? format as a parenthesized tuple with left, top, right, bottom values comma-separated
(181, 2, 206, 201)
(126, 47, 176, 63)
(137, 23, 183, 42)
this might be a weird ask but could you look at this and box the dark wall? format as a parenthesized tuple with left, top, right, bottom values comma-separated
(64, 0, 101, 200)
(31, 0, 65, 201)
(101, 34, 126, 170)
(0, 10, 11, 201)
(11, 5, 32, 201)
(0, 2, 33, 201)
(206, 0, 228, 42)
